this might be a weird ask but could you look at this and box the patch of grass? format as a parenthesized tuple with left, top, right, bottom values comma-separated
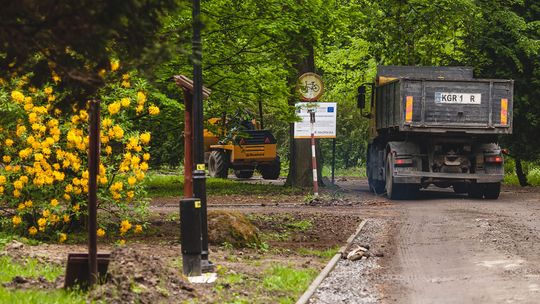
(262, 265, 317, 296)
(0, 287, 86, 304)
(322, 166, 366, 178)
(0, 256, 63, 282)
(286, 219, 312, 232)
(297, 246, 340, 259)
(144, 173, 304, 197)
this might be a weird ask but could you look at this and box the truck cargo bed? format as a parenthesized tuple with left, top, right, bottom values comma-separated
(375, 78, 513, 134)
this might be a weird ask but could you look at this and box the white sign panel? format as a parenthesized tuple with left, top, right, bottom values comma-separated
(435, 92, 481, 104)
(294, 102, 337, 139)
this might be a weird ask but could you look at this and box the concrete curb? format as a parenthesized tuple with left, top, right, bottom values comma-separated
(295, 219, 368, 304)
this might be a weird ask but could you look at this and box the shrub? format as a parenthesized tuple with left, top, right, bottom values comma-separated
(0, 61, 159, 242)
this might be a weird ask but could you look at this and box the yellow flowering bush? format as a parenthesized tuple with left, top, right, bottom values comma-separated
(0, 62, 157, 241)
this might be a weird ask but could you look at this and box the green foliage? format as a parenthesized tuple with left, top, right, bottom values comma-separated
(144, 172, 305, 197)
(0, 256, 62, 282)
(0, 288, 86, 304)
(262, 265, 317, 295)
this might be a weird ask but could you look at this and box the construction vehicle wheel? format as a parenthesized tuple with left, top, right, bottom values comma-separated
(483, 182, 501, 199)
(260, 157, 280, 180)
(385, 154, 411, 200)
(468, 184, 484, 199)
(208, 150, 229, 178)
(453, 183, 469, 194)
(234, 170, 254, 179)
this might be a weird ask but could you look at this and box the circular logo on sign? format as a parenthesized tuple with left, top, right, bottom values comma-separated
(297, 73, 324, 102)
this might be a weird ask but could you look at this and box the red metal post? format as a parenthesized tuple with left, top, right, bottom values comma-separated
(183, 89, 194, 198)
(88, 100, 100, 286)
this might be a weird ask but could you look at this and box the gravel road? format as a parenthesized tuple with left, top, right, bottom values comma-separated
(309, 179, 540, 304)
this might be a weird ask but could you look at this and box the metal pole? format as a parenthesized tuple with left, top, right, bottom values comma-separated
(183, 89, 194, 198)
(310, 110, 318, 197)
(88, 100, 100, 286)
(192, 0, 212, 271)
(332, 138, 336, 184)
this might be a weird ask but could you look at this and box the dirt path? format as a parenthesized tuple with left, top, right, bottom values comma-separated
(337, 179, 540, 303)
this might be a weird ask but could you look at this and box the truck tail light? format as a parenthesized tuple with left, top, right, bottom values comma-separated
(405, 96, 413, 123)
(485, 155, 503, 163)
(501, 98, 508, 125)
(395, 158, 413, 167)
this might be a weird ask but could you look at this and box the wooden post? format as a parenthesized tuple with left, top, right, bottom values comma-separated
(87, 100, 100, 286)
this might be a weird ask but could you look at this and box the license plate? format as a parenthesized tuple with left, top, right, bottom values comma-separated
(435, 92, 481, 104)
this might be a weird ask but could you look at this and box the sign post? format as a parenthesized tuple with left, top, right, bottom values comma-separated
(297, 73, 324, 197)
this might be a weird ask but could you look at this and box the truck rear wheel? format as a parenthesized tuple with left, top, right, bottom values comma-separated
(234, 170, 254, 179)
(484, 182, 501, 199)
(386, 154, 411, 200)
(208, 150, 229, 178)
(468, 184, 484, 199)
(259, 157, 280, 180)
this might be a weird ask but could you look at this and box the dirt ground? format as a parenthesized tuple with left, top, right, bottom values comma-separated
(333, 178, 540, 304)
(5, 177, 540, 303)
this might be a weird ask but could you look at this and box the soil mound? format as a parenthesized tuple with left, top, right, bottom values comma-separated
(89, 247, 197, 304)
(208, 211, 260, 247)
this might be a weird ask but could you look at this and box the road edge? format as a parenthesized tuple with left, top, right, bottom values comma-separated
(296, 219, 369, 304)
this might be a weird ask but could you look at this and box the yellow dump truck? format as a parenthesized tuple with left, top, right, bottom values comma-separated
(204, 118, 280, 179)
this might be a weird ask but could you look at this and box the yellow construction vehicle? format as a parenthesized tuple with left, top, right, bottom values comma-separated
(204, 110, 280, 179)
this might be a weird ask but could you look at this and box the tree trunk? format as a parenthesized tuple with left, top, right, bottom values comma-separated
(285, 42, 323, 187)
(515, 157, 529, 187)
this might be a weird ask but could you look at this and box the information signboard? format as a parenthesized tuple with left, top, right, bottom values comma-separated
(294, 102, 337, 138)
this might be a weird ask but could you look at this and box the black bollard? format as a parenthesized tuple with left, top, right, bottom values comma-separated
(180, 198, 202, 276)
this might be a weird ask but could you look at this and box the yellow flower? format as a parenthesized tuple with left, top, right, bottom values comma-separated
(140, 162, 149, 171)
(143, 153, 150, 161)
(119, 220, 132, 235)
(137, 91, 146, 104)
(105, 146, 112, 154)
(102, 118, 113, 128)
(18, 203, 25, 211)
(121, 81, 130, 88)
(134, 225, 143, 234)
(72, 204, 80, 212)
(59, 233, 67, 243)
(37, 217, 47, 227)
(64, 194, 71, 200)
(2, 155, 11, 163)
(97, 228, 106, 237)
(127, 176, 137, 186)
(121, 97, 130, 107)
(42, 209, 50, 218)
(63, 214, 70, 223)
(24, 200, 33, 208)
(28, 226, 38, 235)
(50, 199, 59, 207)
(118, 239, 126, 246)
(98, 69, 107, 78)
(16, 125, 27, 136)
(44, 87, 53, 95)
(0, 176, 6, 185)
(112, 125, 124, 139)
(13, 180, 24, 190)
(5, 139, 14, 147)
(148, 105, 160, 115)
(11, 91, 25, 103)
(136, 105, 144, 114)
(12, 216, 22, 226)
(140, 132, 151, 144)
(127, 191, 135, 200)
(108, 102, 121, 115)
(110, 59, 120, 71)
(122, 73, 130, 81)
